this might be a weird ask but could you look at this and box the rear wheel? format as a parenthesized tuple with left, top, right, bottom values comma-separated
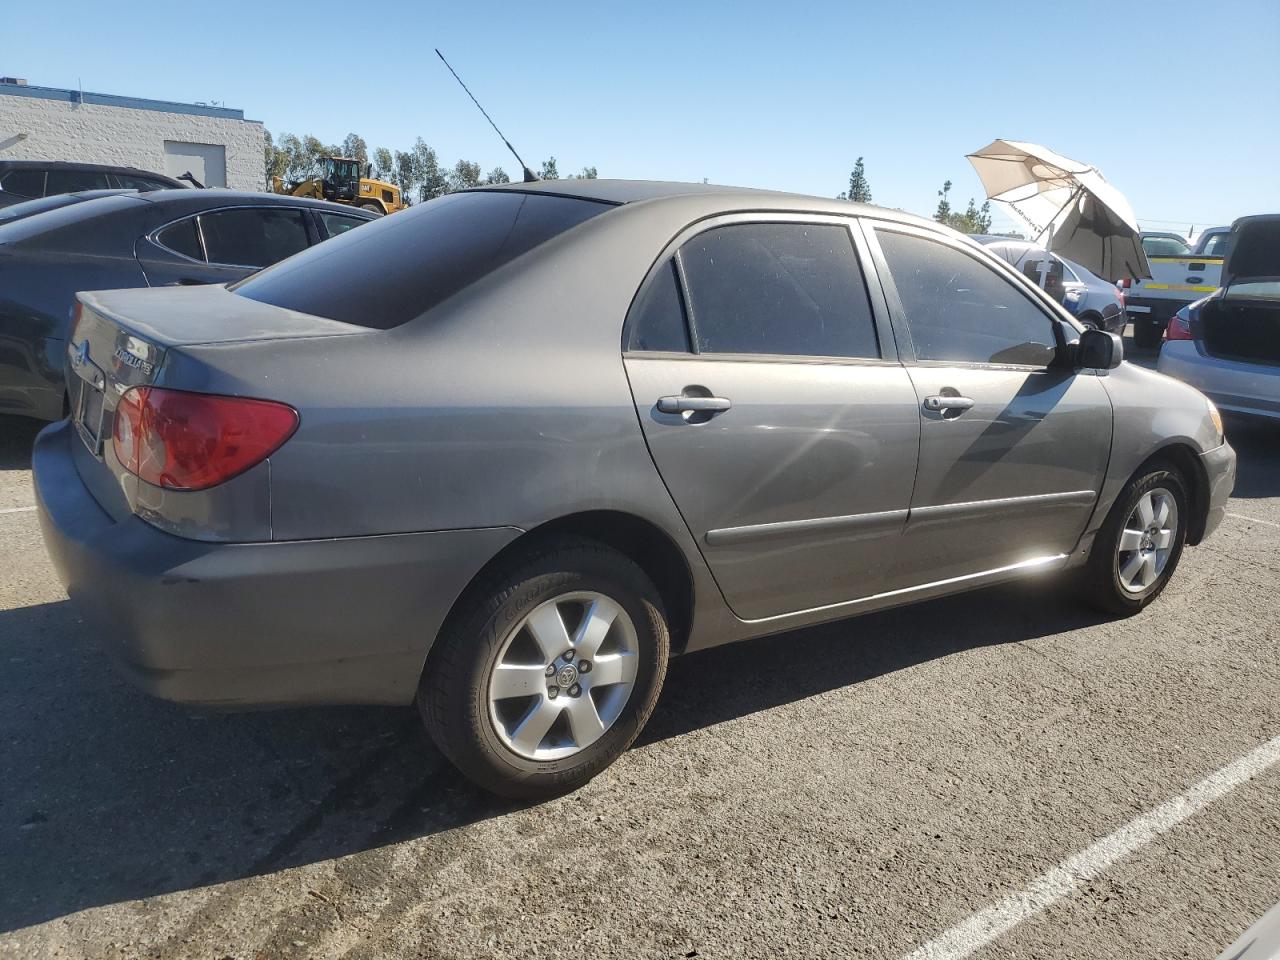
(419, 538, 669, 799)
(358, 201, 384, 216)
(1079, 465, 1189, 615)
(1078, 313, 1101, 331)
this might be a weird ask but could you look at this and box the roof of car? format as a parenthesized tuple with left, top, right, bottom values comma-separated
(132, 190, 378, 216)
(0, 159, 183, 181)
(473, 178, 935, 227)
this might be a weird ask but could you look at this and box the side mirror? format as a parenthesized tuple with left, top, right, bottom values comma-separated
(1077, 328, 1123, 370)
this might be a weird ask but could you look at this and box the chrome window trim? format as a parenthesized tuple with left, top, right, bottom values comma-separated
(146, 203, 313, 269)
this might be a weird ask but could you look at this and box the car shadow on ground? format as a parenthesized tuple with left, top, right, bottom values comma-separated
(0, 415, 42, 470)
(1223, 414, 1280, 499)
(0, 580, 1108, 933)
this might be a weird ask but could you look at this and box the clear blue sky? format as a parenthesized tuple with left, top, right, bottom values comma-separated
(5, 0, 1277, 233)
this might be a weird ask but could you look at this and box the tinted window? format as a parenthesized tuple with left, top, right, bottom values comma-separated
(199, 208, 309, 268)
(678, 223, 879, 358)
(113, 174, 173, 191)
(233, 191, 611, 330)
(318, 211, 368, 239)
(46, 169, 111, 194)
(877, 230, 1058, 366)
(156, 218, 204, 260)
(626, 261, 690, 352)
(1201, 233, 1231, 257)
(1, 169, 45, 198)
(0, 193, 83, 224)
(1142, 236, 1191, 257)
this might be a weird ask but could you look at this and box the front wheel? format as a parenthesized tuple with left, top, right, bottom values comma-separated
(358, 201, 384, 216)
(419, 538, 670, 799)
(1079, 465, 1189, 615)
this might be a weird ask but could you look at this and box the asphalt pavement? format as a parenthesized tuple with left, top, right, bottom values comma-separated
(1, 338, 1277, 959)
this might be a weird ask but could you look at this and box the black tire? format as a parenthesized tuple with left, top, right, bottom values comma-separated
(1132, 317, 1162, 349)
(1078, 313, 1101, 331)
(419, 537, 669, 799)
(1079, 463, 1189, 616)
(358, 201, 384, 216)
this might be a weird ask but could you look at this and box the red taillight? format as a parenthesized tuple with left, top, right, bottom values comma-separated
(1118, 278, 1131, 289)
(113, 387, 298, 491)
(1165, 314, 1194, 341)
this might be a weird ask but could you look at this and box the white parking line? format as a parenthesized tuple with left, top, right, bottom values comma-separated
(1227, 511, 1280, 529)
(0, 505, 37, 516)
(901, 734, 1280, 960)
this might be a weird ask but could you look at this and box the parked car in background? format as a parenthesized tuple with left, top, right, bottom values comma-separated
(0, 160, 186, 208)
(0, 191, 376, 420)
(972, 237, 1125, 334)
(1125, 232, 1224, 347)
(1158, 215, 1280, 421)
(0, 188, 136, 226)
(35, 181, 1234, 799)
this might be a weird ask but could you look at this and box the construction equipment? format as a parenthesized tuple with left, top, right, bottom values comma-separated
(270, 156, 405, 214)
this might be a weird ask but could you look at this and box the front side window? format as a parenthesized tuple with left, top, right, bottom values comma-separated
(199, 208, 309, 268)
(876, 229, 1058, 367)
(678, 222, 880, 358)
(46, 169, 111, 194)
(317, 211, 368, 239)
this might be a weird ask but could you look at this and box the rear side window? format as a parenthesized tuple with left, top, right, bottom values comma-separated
(233, 191, 612, 329)
(876, 229, 1058, 367)
(199, 208, 310, 267)
(46, 169, 111, 194)
(317, 211, 369, 239)
(1200, 233, 1231, 257)
(626, 261, 690, 352)
(114, 174, 173, 191)
(156, 218, 204, 260)
(1, 169, 45, 198)
(678, 222, 879, 358)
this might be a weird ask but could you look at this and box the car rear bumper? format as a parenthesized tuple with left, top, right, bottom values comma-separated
(1125, 297, 1187, 326)
(34, 420, 520, 708)
(1157, 341, 1280, 421)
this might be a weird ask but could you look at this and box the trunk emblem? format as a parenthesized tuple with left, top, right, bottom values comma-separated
(113, 343, 154, 377)
(71, 339, 90, 368)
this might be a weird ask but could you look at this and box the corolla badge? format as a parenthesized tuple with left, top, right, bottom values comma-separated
(113, 342, 155, 376)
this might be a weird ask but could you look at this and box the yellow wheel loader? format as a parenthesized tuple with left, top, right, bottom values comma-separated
(270, 156, 406, 214)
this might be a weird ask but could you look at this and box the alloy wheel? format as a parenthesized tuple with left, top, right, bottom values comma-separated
(1116, 487, 1179, 594)
(487, 591, 640, 761)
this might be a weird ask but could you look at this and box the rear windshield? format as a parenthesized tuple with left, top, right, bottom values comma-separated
(231, 191, 614, 329)
(0, 193, 86, 224)
(1142, 236, 1191, 257)
(0, 192, 143, 244)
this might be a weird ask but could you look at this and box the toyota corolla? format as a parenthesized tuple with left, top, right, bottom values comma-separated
(34, 181, 1236, 797)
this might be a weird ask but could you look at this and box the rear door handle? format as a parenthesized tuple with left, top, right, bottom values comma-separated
(923, 395, 975, 412)
(657, 395, 732, 414)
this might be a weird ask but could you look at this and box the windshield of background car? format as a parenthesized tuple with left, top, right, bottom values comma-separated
(1142, 236, 1191, 256)
(231, 190, 614, 329)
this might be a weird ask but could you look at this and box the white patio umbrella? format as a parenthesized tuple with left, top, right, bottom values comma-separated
(967, 139, 1151, 284)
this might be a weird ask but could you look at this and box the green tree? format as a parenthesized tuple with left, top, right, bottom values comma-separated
(838, 157, 872, 203)
(372, 147, 394, 181)
(539, 157, 560, 180)
(263, 130, 289, 184)
(413, 139, 448, 202)
(448, 159, 482, 192)
(483, 166, 511, 185)
(340, 133, 368, 165)
(932, 180, 992, 233)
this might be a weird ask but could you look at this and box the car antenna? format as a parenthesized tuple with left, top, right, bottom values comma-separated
(435, 49, 539, 183)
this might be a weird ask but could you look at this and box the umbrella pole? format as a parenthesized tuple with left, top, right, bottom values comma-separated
(1038, 222, 1054, 290)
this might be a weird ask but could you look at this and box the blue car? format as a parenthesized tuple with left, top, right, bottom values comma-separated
(970, 237, 1126, 334)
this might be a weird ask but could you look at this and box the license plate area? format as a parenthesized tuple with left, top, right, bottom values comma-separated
(72, 364, 108, 454)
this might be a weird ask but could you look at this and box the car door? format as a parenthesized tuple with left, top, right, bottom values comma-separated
(865, 222, 1112, 586)
(622, 216, 921, 622)
(137, 206, 312, 286)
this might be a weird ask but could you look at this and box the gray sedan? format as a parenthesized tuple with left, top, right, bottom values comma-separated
(34, 181, 1236, 798)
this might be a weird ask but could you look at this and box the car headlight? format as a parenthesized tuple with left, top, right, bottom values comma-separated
(1207, 400, 1224, 442)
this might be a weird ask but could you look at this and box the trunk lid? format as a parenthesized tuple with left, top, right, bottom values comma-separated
(1222, 215, 1280, 290)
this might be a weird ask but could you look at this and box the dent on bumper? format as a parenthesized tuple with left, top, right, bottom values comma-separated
(34, 421, 520, 707)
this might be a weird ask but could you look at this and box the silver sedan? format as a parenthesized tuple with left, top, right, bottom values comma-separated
(35, 181, 1236, 797)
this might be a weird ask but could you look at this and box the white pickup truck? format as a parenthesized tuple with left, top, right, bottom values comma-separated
(1123, 232, 1225, 347)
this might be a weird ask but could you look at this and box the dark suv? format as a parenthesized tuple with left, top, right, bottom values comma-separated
(0, 160, 186, 208)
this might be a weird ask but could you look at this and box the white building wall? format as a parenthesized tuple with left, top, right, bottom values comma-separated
(0, 93, 265, 190)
